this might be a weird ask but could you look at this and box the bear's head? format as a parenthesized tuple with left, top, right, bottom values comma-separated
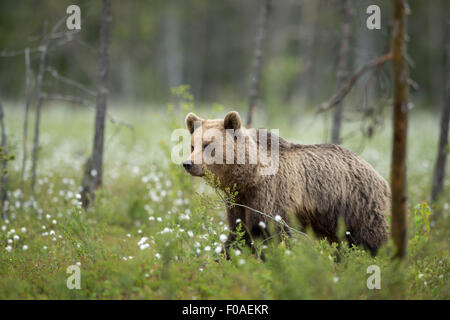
(183, 111, 262, 189)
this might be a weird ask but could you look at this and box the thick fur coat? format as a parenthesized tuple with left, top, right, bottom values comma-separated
(183, 111, 391, 256)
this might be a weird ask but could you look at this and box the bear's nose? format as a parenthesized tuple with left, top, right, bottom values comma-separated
(183, 160, 193, 171)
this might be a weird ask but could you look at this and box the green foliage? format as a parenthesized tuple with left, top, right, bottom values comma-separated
(0, 105, 448, 299)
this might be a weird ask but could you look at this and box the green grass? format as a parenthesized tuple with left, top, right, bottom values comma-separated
(0, 100, 448, 299)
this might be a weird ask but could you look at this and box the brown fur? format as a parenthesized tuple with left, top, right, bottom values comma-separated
(184, 111, 391, 256)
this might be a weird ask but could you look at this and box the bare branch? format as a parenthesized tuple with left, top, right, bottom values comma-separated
(0, 47, 39, 57)
(213, 186, 310, 239)
(42, 92, 92, 106)
(319, 52, 393, 113)
(42, 92, 134, 131)
(46, 66, 97, 96)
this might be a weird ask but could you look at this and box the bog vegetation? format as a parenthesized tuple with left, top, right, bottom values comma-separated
(0, 96, 448, 299)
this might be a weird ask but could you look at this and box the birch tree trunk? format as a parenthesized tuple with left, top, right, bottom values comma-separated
(30, 23, 49, 194)
(165, 1, 182, 90)
(82, 0, 111, 209)
(430, 20, 450, 208)
(391, 0, 409, 259)
(331, 0, 351, 144)
(20, 48, 32, 202)
(246, 0, 271, 127)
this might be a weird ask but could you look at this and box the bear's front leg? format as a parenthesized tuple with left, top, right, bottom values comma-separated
(224, 205, 250, 259)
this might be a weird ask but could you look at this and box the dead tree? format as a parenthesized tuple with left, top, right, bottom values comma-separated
(319, 52, 392, 113)
(246, 0, 272, 127)
(27, 19, 80, 195)
(30, 23, 50, 194)
(430, 20, 450, 209)
(0, 96, 8, 220)
(391, 0, 409, 259)
(331, 0, 352, 144)
(81, 0, 112, 209)
(20, 48, 33, 203)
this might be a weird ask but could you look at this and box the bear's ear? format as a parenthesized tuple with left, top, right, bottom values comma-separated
(224, 111, 242, 130)
(185, 112, 202, 134)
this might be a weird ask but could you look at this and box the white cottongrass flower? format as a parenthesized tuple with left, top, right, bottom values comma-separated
(52, 220, 57, 225)
(187, 231, 194, 238)
(5, 245, 12, 252)
(46, 214, 51, 219)
(13, 235, 19, 241)
(1, 225, 6, 231)
(43, 246, 48, 250)
(76, 262, 81, 266)
(126, 233, 131, 238)
(215, 246, 222, 254)
(21, 227, 27, 233)
(22, 245, 28, 251)
(179, 214, 190, 220)
(418, 274, 424, 279)
(156, 217, 162, 222)
(239, 259, 246, 265)
(148, 216, 155, 221)
(234, 250, 241, 256)
(49, 230, 55, 236)
(236, 219, 241, 224)
(333, 277, 339, 283)
(274, 215, 282, 222)
(137, 237, 148, 246)
(204, 246, 211, 252)
(140, 243, 150, 250)
(258, 221, 266, 229)
(219, 234, 227, 243)
(155, 253, 161, 259)
(7, 239, 13, 244)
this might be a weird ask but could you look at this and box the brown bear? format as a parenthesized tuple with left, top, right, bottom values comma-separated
(183, 111, 390, 256)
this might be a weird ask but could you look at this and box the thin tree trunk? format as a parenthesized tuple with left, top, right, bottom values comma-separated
(30, 23, 49, 194)
(391, 0, 409, 259)
(0, 97, 8, 220)
(430, 20, 450, 208)
(81, 0, 111, 209)
(331, 0, 351, 144)
(246, 0, 272, 127)
(165, 1, 182, 90)
(20, 48, 32, 203)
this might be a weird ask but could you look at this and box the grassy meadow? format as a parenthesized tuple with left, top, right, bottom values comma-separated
(0, 99, 448, 299)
